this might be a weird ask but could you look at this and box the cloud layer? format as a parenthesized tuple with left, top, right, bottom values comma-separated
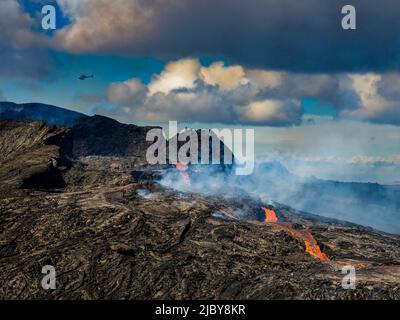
(101, 58, 304, 125)
(0, 0, 52, 79)
(100, 58, 400, 125)
(54, 0, 400, 72)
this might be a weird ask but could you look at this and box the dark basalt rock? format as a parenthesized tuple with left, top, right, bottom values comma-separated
(0, 120, 72, 189)
(72, 115, 160, 160)
(0, 181, 399, 300)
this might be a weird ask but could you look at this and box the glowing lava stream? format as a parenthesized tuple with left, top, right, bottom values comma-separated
(172, 163, 191, 186)
(262, 207, 278, 222)
(218, 208, 240, 220)
(282, 224, 330, 261)
(217, 207, 329, 261)
(261, 208, 329, 261)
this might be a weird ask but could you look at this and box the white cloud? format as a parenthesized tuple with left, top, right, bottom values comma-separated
(55, 0, 171, 54)
(338, 73, 400, 124)
(107, 78, 147, 105)
(200, 62, 248, 90)
(101, 58, 305, 125)
(148, 58, 200, 96)
(102, 57, 400, 126)
(235, 99, 301, 125)
(349, 74, 388, 114)
(56, 0, 91, 17)
(246, 69, 283, 89)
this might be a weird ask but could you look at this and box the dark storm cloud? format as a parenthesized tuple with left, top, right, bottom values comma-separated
(0, 0, 54, 79)
(56, 0, 400, 73)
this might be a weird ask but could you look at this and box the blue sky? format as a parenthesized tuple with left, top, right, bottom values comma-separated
(1, 0, 400, 183)
(2, 52, 165, 114)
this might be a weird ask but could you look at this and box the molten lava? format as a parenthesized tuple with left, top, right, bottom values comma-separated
(262, 207, 278, 223)
(216, 205, 329, 261)
(282, 224, 330, 261)
(304, 240, 330, 261)
(218, 208, 239, 220)
(117, 184, 135, 191)
(172, 163, 191, 186)
(174, 163, 188, 171)
(260, 208, 329, 261)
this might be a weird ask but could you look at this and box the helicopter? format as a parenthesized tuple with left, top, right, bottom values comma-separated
(78, 74, 94, 80)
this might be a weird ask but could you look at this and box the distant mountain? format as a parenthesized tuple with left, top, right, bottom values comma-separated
(0, 102, 87, 127)
(255, 161, 294, 180)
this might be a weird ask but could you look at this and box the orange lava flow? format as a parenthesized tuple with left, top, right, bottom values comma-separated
(117, 184, 135, 191)
(218, 206, 329, 261)
(278, 223, 330, 261)
(262, 207, 278, 223)
(174, 163, 189, 171)
(304, 240, 330, 261)
(218, 208, 239, 220)
(172, 163, 191, 186)
(259, 208, 329, 261)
